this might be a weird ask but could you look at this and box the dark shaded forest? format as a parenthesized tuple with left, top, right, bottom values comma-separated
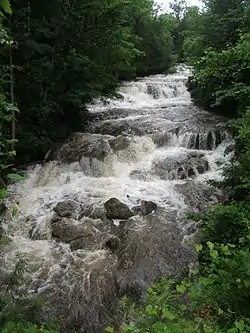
(0, 0, 180, 165)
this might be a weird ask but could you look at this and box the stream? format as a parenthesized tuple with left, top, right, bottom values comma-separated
(1, 65, 233, 332)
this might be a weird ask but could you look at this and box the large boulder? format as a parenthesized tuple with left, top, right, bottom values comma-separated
(104, 198, 134, 220)
(51, 217, 120, 251)
(152, 151, 209, 180)
(141, 200, 157, 215)
(116, 212, 196, 298)
(53, 200, 80, 218)
(54, 133, 112, 163)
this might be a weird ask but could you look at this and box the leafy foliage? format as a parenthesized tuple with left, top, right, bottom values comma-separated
(222, 109, 250, 200)
(183, 0, 250, 116)
(0, 0, 11, 15)
(188, 34, 250, 116)
(182, 6, 205, 62)
(2, 322, 59, 333)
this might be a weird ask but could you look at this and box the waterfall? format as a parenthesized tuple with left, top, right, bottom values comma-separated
(0, 65, 233, 332)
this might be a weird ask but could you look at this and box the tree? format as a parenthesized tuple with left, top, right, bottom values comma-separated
(0, 0, 17, 166)
(169, 0, 187, 60)
(202, 0, 247, 49)
(188, 33, 250, 116)
(170, 0, 187, 20)
(182, 6, 205, 62)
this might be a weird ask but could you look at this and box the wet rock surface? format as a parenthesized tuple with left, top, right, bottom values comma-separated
(0, 202, 7, 215)
(132, 200, 157, 216)
(175, 181, 226, 212)
(53, 200, 80, 218)
(51, 217, 120, 251)
(54, 133, 112, 163)
(152, 151, 210, 180)
(104, 197, 134, 220)
(116, 212, 195, 298)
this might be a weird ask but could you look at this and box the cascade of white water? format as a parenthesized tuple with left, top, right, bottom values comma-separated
(0, 65, 233, 333)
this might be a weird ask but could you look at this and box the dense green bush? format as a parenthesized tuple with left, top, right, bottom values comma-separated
(222, 109, 250, 200)
(188, 34, 250, 116)
(191, 203, 250, 246)
(1, 322, 59, 333)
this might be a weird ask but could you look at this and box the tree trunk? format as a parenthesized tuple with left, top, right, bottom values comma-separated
(9, 16, 15, 152)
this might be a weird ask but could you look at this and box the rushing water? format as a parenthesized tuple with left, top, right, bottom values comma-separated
(0, 66, 233, 332)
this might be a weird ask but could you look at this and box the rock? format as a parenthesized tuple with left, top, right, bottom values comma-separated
(175, 181, 226, 212)
(40, 249, 119, 333)
(131, 205, 142, 215)
(53, 200, 80, 218)
(116, 214, 196, 298)
(79, 204, 106, 220)
(104, 198, 134, 220)
(52, 218, 100, 250)
(0, 202, 7, 215)
(109, 135, 131, 151)
(103, 235, 120, 252)
(54, 133, 112, 163)
(132, 200, 157, 216)
(51, 216, 119, 251)
(152, 151, 209, 180)
(141, 200, 157, 215)
(89, 207, 106, 220)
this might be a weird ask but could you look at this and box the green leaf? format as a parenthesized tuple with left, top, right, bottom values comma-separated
(227, 329, 238, 333)
(221, 245, 231, 255)
(195, 243, 203, 252)
(176, 284, 185, 294)
(7, 173, 26, 181)
(161, 308, 176, 320)
(105, 327, 114, 333)
(199, 277, 214, 286)
(122, 326, 138, 333)
(235, 320, 245, 331)
(190, 266, 199, 275)
(0, 188, 8, 198)
(0, 0, 12, 14)
(207, 241, 214, 250)
(152, 322, 167, 332)
(218, 308, 224, 315)
(145, 304, 159, 316)
(11, 205, 18, 217)
(210, 250, 219, 260)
